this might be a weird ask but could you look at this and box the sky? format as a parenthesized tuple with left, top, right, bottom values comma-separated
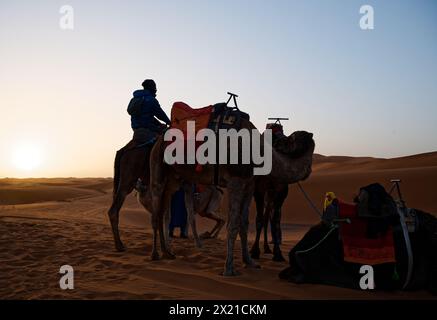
(0, 0, 436, 178)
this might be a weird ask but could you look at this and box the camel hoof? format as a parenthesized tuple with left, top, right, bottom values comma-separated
(222, 269, 241, 277)
(250, 247, 260, 259)
(195, 241, 203, 249)
(151, 252, 160, 261)
(162, 252, 176, 260)
(115, 243, 126, 252)
(264, 246, 273, 254)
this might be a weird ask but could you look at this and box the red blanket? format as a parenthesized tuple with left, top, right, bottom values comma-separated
(338, 200, 396, 265)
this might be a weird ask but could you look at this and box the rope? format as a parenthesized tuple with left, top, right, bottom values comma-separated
(297, 182, 323, 218)
(295, 225, 338, 255)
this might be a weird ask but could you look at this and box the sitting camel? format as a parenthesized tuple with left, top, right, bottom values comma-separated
(147, 111, 315, 275)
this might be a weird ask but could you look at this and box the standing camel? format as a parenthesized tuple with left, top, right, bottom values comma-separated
(251, 125, 312, 262)
(148, 114, 315, 275)
(107, 143, 153, 253)
(251, 180, 289, 261)
(107, 142, 202, 258)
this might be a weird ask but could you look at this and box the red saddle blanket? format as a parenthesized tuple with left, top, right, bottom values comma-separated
(338, 200, 396, 265)
(170, 102, 213, 138)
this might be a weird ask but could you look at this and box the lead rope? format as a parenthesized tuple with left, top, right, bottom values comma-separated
(296, 182, 323, 218)
(295, 182, 350, 256)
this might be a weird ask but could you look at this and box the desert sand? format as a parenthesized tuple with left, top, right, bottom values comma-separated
(1, 152, 436, 299)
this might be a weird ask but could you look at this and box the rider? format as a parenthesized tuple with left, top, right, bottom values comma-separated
(128, 79, 171, 142)
(114, 79, 171, 193)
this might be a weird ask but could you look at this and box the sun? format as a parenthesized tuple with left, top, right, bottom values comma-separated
(11, 143, 44, 171)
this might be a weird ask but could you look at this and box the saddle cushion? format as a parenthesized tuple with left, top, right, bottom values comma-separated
(338, 200, 396, 265)
(208, 103, 250, 131)
(171, 102, 213, 137)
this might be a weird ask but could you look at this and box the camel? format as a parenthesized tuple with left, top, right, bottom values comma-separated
(250, 127, 310, 262)
(107, 140, 204, 257)
(148, 113, 315, 275)
(107, 142, 152, 253)
(250, 180, 289, 261)
(193, 185, 225, 239)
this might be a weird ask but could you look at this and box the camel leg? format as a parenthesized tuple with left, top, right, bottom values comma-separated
(198, 211, 225, 239)
(271, 186, 288, 262)
(163, 204, 171, 245)
(151, 211, 160, 260)
(271, 206, 285, 262)
(136, 181, 160, 260)
(137, 191, 169, 260)
(211, 220, 225, 238)
(160, 209, 176, 259)
(151, 181, 165, 260)
(240, 183, 259, 269)
(184, 182, 202, 248)
(250, 190, 264, 259)
(263, 204, 273, 254)
(223, 179, 244, 276)
(107, 189, 130, 252)
(208, 213, 225, 238)
(159, 187, 176, 259)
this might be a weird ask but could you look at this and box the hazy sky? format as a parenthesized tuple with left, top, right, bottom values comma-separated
(1, 0, 436, 178)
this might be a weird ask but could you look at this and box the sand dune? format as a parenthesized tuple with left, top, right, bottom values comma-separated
(1, 152, 436, 299)
(0, 178, 112, 205)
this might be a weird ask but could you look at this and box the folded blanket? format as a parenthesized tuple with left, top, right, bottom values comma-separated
(338, 200, 396, 265)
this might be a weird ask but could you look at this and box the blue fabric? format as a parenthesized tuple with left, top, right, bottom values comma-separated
(169, 188, 188, 231)
(130, 89, 171, 130)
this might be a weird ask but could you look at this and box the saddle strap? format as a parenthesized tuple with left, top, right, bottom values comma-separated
(397, 205, 414, 289)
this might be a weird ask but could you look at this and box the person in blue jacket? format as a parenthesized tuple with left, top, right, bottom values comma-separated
(127, 79, 171, 142)
(113, 79, 172, 194)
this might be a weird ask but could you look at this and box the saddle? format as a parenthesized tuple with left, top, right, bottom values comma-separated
(208, 103, 250, 132)
(336, 200, 396, 265)
(170, 101, 250, 136)
(170, 101, 250, 183)
(171, 102, 214, 137)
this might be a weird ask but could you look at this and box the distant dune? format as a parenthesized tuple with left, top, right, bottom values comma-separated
(246, 151, 437, 226)
(1, 152, 436, 299)
(0, 178, 112, 205)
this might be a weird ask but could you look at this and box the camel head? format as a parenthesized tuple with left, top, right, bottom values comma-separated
(270, 130, 315, 183)
(274, 130, 315, 159)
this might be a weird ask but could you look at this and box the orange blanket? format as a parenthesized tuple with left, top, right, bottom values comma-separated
(171, 102, 213, 138)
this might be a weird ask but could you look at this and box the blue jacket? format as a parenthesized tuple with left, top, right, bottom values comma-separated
(129, 89, 171, 130)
